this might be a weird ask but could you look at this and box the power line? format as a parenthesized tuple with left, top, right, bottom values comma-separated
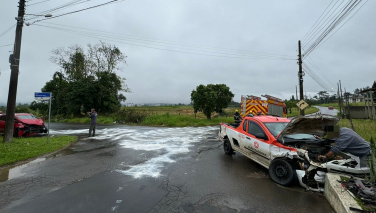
(303, 0, 346, 47)
(27, 0, 54, 6)
(304, 0, 360, 58)
(25, 0, 93, 21)
(27, 0, 125, 24)
(314, 0, 369, 50)
(303, 0, 363, 58)
(0, 24, 16, 38)
(301, 0, 335, 42)
(37, 22, 294, 59)
(303, 63, 330, 89)
(303, 64, 332, 91)
(33, 23, 295, 60)
(305, 55, 335, 88)
(34, 23, 294, 59)
(0, 44, 13, 48)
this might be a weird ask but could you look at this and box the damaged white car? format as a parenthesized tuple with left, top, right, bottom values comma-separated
(218, 114, 370, 191)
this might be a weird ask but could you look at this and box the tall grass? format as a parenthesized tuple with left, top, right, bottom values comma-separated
(287, 107, 320, 118)
(56, 115, 115, 124)
(338, 119, 376, 141)
(141, 113, 234, 127)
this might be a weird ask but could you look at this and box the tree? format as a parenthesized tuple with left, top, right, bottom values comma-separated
(285, 100, 297, 109)
(191, 84, 234, 119)
(43, 42, 128, 116)
(29, 101, 49, 115)
(343, 92, 352, 102)
(208, 84, 234, 113)
(354, 88, 360, 95)
(317, 91, 329, 104)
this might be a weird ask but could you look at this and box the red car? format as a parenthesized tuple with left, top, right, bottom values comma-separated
(0, 113, 48, 137)
(328, 106, 334, 110)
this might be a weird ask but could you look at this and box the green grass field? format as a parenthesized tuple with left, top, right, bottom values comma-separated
(318, 102, 367, 109)
(287, 107, 320, 118)
(56, 115, 115, 124)
(54, 105, 321, 126)
(141, 113, 234, 127)
(0, 135, 77, 166)
(123, 105, 238, 119)
(338, 119, 375, 141)
(55, 105, 238, 126)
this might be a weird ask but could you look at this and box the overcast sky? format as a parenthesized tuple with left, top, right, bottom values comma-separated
(0, 0, 375, 105)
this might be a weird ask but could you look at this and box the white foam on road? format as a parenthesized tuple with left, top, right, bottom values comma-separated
(117, 126, 217, 178)
(51, 126, 217, 179)
(50, 129, 88, 135)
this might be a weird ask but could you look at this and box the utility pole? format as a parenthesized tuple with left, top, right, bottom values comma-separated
(337, 82, 342, 116)
(298, 40, 304, 116)
(3, 0, 26, 142)
(295, 85, 298, 101)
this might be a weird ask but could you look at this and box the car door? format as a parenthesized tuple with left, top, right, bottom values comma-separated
(0, 115, 5, 132)
(243, 120, 270, 167)
(234, 120, 249, 151)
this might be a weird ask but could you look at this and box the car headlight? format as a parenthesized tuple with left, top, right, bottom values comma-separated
(304, 161, 310, 170)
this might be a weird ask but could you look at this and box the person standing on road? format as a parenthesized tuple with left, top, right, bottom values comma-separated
(88, 108, 97, 137)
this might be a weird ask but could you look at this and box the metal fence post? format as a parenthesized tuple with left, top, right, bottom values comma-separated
(47, 92, 52, 143)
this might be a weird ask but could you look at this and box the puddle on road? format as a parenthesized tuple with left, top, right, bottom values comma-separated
(0, 158, 46, 182)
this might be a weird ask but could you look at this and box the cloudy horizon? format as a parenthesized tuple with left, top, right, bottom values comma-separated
(1, 0, 375, 106)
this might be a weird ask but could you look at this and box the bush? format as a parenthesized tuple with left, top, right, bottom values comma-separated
(15, 105, 31, 113)
(113, 108, 149, 123)
(141, 113, 234, 127)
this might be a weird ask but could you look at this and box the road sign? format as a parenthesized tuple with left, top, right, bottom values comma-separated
(34, 92, 52, 143)
(296, 100, 309, 110)
(35, 92, 51, 101)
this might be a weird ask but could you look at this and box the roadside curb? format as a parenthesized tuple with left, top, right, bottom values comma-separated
(324, 173, 361, 213)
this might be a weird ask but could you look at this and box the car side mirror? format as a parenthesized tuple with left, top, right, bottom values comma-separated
(255, 133, 267, 140)
(14, 119, 18, 123)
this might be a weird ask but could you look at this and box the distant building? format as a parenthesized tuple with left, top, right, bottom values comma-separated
(349, 95, 364, 103)
(361, 80, 376, 104)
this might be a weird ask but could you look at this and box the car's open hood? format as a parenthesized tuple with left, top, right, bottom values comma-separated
(19, 119, 44, 126)
(277, 115, 340, 138)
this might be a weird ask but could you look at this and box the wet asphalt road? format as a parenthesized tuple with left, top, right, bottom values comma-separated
(0, 108, 337, 213)
(312, 106, 338, 116)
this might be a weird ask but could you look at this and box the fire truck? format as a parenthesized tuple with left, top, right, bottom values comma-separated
(240, 95, 287, 117)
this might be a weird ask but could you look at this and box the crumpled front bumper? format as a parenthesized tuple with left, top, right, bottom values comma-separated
(296, 170, 326, 192)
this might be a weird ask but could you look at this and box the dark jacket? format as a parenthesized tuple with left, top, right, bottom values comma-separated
(331, 127, 370, 157)
(89, 112, 98, 125)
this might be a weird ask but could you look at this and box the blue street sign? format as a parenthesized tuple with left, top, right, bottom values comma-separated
(35, 92, 51, 98)
(35, 92, 51, 100)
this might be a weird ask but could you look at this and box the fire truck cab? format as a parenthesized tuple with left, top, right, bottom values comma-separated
(240, 95, 287, 118)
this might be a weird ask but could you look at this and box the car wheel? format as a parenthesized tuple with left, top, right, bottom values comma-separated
(269, 159, 296, 186)
(223, 139, 234, 155)
(14, 128, 20, 137)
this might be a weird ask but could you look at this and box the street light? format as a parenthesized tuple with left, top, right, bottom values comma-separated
(25, 14, 53, 17)
(25, 14, 53, 26)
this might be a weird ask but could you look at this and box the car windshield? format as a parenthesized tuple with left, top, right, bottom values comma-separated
(17, 115, 37, 120)
(263, 122, 289, 137)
